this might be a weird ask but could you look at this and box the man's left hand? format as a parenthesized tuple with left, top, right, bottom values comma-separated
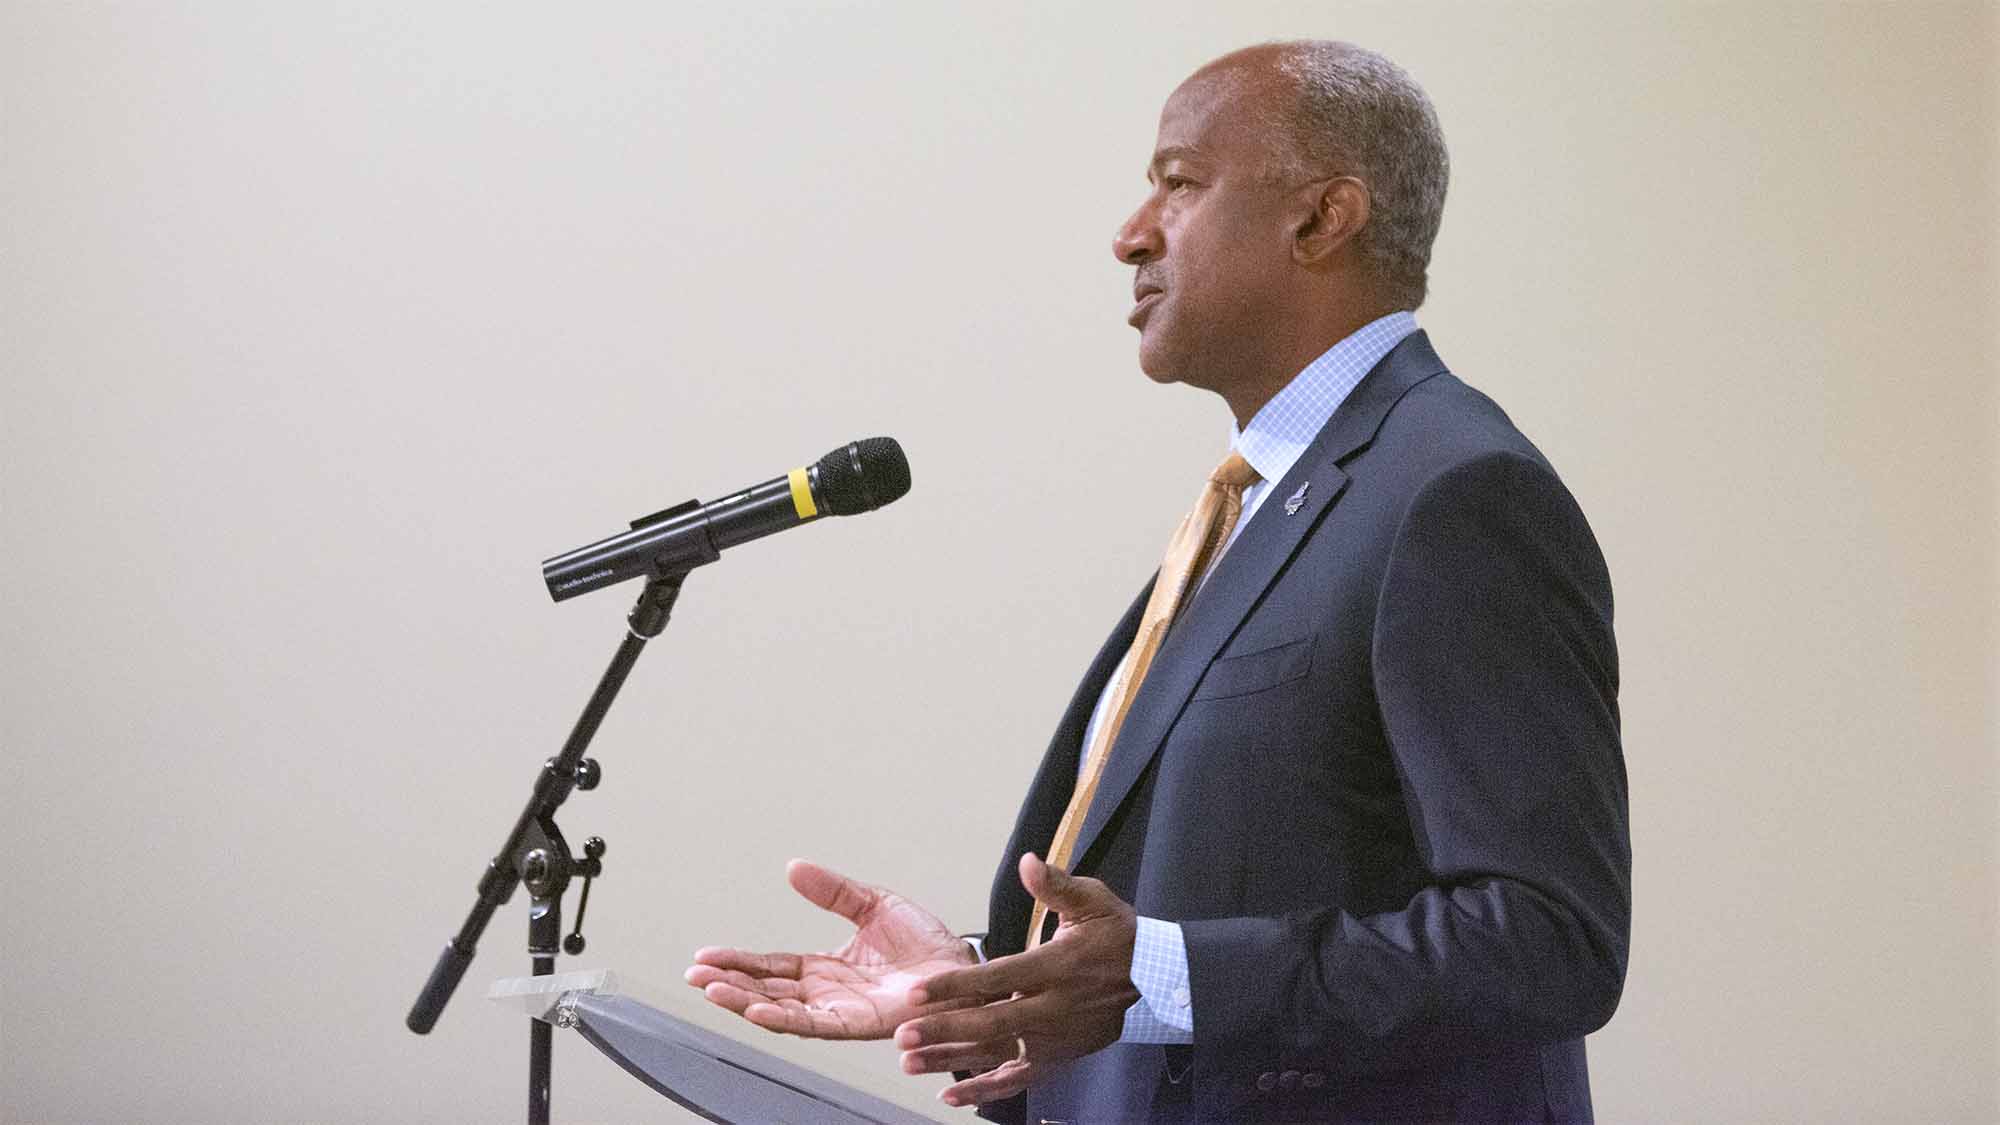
(894, 853, 1140, 1108)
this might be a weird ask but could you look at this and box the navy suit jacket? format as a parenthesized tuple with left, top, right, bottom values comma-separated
(979, 332, 1629, 1124)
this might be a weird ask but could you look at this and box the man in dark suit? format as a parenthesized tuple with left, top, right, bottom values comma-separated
(687, 40, 1628, 1123)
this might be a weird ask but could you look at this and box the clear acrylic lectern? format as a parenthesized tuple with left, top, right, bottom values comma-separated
(489, 971, 942, 1124)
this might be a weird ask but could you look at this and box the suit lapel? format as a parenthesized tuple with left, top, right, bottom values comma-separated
(1044, 577, 1153, 794)
(989, 578, 1152, 951)
(1069, 331, 1448, 867)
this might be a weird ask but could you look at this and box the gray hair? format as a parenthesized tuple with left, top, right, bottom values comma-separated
(1264, 41, 1450, 309)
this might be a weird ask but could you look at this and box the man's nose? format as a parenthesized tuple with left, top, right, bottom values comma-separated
(1112, 203, 1161, 264)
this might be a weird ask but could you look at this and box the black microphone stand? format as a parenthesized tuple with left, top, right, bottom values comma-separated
(406, 572, 688, 1125)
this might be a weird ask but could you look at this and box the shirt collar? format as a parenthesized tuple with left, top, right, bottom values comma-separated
(1231, 310, 1420, 487)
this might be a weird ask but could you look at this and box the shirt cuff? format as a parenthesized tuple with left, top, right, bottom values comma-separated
(1120, 916, 1194, 1043)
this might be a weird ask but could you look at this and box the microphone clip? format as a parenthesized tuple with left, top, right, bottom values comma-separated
(627, 571, 686, 639)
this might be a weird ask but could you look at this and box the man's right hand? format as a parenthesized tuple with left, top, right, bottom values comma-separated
(684, 859, 979, 1040)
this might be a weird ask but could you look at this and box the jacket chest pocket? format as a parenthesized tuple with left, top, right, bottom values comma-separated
(1189, 634, 1314, 702)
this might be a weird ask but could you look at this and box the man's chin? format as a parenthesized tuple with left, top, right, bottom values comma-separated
(1135, 339, 1183, 385)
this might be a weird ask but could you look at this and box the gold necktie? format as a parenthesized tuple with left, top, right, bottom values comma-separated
(1026, 450, 1262, 948)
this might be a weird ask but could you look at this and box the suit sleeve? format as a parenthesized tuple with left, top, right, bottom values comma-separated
(1178, 449, 1630, 1074)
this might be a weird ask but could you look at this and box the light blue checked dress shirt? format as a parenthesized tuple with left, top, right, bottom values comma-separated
(1099, 309, 1420, 1044)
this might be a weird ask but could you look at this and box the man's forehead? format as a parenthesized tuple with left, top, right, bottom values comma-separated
(1151, 66, 1268, 163)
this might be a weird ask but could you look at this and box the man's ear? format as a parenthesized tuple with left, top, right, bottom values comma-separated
(1293, 176, 1371, 266)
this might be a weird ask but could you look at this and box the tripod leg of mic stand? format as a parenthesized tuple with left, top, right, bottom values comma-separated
(530, 894, 561, 1125)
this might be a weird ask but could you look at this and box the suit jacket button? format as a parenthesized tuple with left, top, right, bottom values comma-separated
(1302, 1071, 1327, 1089)
(1255, 1071, 1278, 1092)
(1278, 1070, 1301, 1091)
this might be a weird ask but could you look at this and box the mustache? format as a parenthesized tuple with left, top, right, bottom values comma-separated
(1133, 268, 1167, 294)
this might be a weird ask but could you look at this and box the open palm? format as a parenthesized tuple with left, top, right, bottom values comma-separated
(685, 859, 978, 1040)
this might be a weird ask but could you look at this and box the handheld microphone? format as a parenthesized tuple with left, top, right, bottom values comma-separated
(541, 437, 911, 601)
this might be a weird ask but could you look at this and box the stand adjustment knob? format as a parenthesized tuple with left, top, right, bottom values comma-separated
(563, 837, 605, 956)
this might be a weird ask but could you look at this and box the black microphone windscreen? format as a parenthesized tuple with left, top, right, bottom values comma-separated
(815, 437, 910, 515)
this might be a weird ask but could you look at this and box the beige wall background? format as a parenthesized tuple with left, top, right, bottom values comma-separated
(3, 3, 1994, 1122)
